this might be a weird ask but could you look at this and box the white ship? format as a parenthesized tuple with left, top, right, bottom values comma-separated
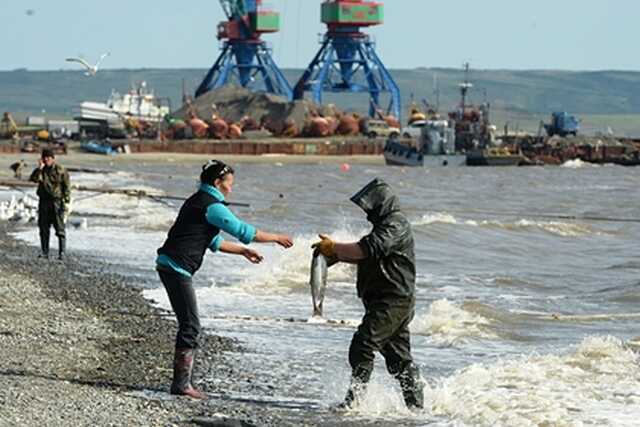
(76, 82, 170, 123)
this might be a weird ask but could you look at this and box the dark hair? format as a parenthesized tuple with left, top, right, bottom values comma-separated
(200, 160, 234, 184)
(41, 149, 55, 159)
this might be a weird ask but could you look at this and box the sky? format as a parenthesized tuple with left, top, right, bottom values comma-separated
(1, 0, 638, 71)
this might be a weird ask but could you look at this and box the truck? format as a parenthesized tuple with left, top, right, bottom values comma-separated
(543, 112, 579, 137)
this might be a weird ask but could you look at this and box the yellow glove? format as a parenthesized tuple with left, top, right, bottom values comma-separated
(311, 234, 336, 257)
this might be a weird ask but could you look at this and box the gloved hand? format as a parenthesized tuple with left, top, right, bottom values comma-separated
(311, 234, 336, 258)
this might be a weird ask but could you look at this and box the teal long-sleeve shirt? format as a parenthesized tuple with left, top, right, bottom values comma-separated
(156, 184, 256, 277)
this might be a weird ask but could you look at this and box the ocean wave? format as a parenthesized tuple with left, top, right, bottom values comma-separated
(429, 336, 640, 426)
(410, 299, 496, 345)
(231, 230, 361, 295)
(73, 192, 175, 230)
(561, 159, 599, 169)
(411, 213, 459, 226)
(412, 211, 597, 237)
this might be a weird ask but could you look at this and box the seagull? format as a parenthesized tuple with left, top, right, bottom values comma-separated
(65, 52, 110, 76)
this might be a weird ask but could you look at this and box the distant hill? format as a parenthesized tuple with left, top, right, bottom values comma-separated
(2, 68, 640, 135)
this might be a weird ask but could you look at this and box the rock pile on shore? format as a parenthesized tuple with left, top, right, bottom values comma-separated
(170, 85, 364, 139)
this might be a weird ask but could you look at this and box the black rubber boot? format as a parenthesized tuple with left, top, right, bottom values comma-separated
(39, 231, 49, 259)
(170, 348, 206, 400)
(337, 366, 372, 410)
(397, 363, 424, 410)
(58, 237, 66, 261)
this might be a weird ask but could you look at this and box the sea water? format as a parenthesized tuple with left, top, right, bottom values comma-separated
(8, 161, 640, 426)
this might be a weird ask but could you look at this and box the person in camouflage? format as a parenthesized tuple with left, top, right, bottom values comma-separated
(30, 149, 70, 260)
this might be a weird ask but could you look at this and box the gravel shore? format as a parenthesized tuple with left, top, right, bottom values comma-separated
(0, 222, 339, 426)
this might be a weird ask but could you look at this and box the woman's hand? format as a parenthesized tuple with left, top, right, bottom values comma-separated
(275, 234, 293, 248)
(242, 247, 264, 264)
(254, 230, 294, 248)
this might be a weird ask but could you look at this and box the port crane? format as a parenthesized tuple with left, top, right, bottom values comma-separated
(195, 0, 293, 99)
(294, 0, 401, 120)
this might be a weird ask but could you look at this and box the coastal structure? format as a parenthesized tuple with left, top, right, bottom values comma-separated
(195, 0, 293, 100)
(294, 0, 401, 120)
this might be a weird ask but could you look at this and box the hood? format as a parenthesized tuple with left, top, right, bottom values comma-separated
(350, 178, 401, 224)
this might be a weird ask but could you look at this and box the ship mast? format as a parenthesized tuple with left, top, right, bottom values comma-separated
(458, 62, 473, 110)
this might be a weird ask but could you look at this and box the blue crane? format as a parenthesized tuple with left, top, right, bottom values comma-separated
(195, 0, 293, 100)
(293, 0, 401, 120)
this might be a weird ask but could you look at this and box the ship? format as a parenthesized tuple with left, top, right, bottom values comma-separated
(383, 118, 466, 167)
(75, 81, 170, 124)
(466, 147, 527, 166)
(384, 63, 527, 167)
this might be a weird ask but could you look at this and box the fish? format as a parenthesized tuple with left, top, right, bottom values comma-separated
(309, 250, 337, 317)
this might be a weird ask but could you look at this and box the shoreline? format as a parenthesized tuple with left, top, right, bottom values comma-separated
(0, 151, 384, 177)
(0, 222, 339, 426)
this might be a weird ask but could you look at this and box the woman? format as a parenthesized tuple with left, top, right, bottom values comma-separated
(156, 160, 293, 399)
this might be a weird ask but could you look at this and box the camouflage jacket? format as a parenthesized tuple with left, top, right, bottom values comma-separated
(29, 164, 71, 202)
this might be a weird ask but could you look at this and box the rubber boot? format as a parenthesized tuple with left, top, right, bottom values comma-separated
(39, 230, 49, 259)
(170, 348, 206, 400)
(58, 237, 66, 261)
(397, 363, 424, 410)
(337, 366, 371, 410)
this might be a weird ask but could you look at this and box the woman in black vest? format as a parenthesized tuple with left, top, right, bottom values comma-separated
(157, 160, 293, 399)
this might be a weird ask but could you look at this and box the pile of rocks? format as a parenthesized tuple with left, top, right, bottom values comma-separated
(168, 85, 388, 140)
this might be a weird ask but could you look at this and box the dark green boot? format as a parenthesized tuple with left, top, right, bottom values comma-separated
(397, 363, 424, 410)
(39, 231, 49, 259)
(337, 366, 372, 410)
(58, 237, 66, 260)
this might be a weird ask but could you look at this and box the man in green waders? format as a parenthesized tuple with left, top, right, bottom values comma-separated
(313, 178, 424, 410)
(30, 149, 70, 260)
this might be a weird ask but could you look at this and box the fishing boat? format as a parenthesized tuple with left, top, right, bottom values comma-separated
(466, 147, 527, 166)
(76, 81, 170, 124)
(383, 119, 466, 167)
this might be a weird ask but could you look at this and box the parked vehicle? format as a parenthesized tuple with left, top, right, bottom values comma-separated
(365, 119, 400, 139)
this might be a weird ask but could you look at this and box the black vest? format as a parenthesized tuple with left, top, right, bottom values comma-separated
(157, 191, 221, 275)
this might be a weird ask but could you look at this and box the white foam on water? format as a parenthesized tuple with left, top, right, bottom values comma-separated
(223, 230, 361, 296)
(0, 194, 38, 222)
(411, 212, 596, 237)
(428, 336, 640, 426)
(470, 218, 595, 237)
(73, 192, 175, 230)
(510, 219, 594, 237)
(410, 299, 496, 346)
(412, 213, 458, 226)
(344, 380, 414, 418)
(561, 159, 599, 169)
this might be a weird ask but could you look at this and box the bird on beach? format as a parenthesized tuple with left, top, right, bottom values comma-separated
(65, 53, 110, 76)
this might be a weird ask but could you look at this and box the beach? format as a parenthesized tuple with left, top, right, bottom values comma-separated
(2, 152, 640, 426)
(0, 220, 300, 426)
(0, 152, 384, 175)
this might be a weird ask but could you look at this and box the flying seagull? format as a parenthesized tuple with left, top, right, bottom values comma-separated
(65, 52, 110, 76)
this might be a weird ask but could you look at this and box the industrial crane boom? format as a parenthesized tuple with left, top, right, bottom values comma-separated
(195, 0, 292, 99)
(219, 0, 246, 21)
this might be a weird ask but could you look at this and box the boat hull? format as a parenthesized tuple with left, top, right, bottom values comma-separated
(466, 150, 526, 166)
(383, 140, 466, 167)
